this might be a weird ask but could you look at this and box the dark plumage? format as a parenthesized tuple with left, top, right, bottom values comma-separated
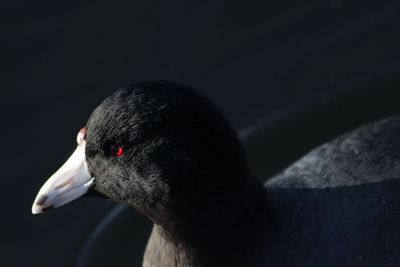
(85, 81, 270, 266)
(33, 81, 400, 266)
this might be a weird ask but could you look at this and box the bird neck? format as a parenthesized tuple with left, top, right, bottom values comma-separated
(143, 174, 271, 267)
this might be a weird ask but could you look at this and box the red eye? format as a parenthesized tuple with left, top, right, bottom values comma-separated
(110, 144, 123, 156)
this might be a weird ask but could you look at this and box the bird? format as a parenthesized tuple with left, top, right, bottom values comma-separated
(32, 81, 400, 266)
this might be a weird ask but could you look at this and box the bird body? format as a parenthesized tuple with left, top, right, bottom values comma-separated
(32, 81, 400, 266)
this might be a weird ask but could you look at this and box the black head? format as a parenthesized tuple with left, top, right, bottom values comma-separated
(84, 81, 248, 224)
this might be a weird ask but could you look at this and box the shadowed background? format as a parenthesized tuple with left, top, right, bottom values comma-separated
(2, 0, 400, 266)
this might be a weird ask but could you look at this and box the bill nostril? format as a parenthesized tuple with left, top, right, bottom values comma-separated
(54, 177, 74, 190)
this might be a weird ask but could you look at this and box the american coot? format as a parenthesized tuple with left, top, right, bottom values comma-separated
(32, 81, 400, 266)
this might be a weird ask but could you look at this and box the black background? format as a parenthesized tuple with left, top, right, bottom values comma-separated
(2, 1, 400, 266)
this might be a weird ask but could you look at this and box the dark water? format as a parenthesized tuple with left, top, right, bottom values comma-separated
(3, 1, 400, 266)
